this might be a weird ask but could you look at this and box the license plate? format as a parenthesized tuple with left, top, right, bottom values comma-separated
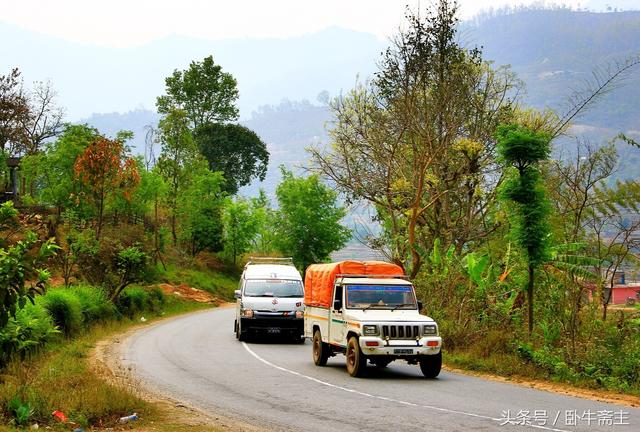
(394, 348, 414, 355)
(267, 328, 281, 334)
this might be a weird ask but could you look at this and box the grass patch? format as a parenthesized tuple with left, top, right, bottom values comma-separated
(0, 298, 214, 430)
(157, 263, 238, 301)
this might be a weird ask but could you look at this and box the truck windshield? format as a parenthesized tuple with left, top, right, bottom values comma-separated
(244, 279, 303, 297)
(345, 284, 417, 310)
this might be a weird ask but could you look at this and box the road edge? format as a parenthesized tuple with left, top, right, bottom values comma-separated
(442, 364, 640, 408)
(90, 305, 267, 432)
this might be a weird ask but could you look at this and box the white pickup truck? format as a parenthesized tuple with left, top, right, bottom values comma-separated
(304, 261, 442, 378)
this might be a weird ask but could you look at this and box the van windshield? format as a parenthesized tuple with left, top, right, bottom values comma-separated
(345, 284, 417, 310)
(244, 279, 303, 297)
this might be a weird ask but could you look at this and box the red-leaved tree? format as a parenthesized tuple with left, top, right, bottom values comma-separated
(74, 137, 140, 240)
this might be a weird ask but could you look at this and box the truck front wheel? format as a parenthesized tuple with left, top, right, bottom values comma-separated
(346, 337, 367, 377)
(419, 352, 442, 378)
(312, 330, 330, 366)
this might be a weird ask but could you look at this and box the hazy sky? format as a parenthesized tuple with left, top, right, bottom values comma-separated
(1, 0, 637, 47)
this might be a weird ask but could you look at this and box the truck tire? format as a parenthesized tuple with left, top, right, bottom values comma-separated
(312, 330, 330, 366)
(234, 320, 239, 339)
(419, 352, 442, 378)
(346, 336, 366, 377)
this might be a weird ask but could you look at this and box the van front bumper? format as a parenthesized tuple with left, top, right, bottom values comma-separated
(358, 336, 442, 356)
(240, 316, 304, 335)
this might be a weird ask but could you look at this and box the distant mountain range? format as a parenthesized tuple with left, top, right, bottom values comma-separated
(2, 8, 639, 195)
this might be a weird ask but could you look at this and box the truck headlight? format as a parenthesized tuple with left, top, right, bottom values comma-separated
(242, 309, 254, 318)
(363, 325, 379, 336)
(295, 310, 303, 318)
(423, 324, 437, 335)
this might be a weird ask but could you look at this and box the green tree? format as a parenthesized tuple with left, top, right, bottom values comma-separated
(251, 189, 277, 254)
(156, 56, 239, 129)
(496, 123, 552, 334)
(222, 197, 258, 264)
(20, 124, 99, 215)
(311, 1, 518, 277)
(178, 169, 226, 256)
(156, 109, 200, 245)
(195, 122, 269, 194)
(274, 168, 350, 271)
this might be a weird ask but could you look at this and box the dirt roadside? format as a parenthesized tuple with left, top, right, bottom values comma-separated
(442, 364, 640, 408)
(90, 306, 266, 432)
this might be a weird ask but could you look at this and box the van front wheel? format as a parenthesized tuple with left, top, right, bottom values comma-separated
(312, 330, 329, 366)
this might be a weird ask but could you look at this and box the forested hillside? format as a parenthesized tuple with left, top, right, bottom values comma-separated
(77, 7, 640, 192)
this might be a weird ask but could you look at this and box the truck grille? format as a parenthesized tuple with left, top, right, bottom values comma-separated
(382, 325, 421, 339)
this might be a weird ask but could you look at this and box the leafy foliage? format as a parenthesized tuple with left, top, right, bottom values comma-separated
(156, 55, 239, 129)
(0, 302, 58, 367)
(274, 167, 350, 271)
(74, 136, 140, 240)
(497, 123, 552, 332)
(195, 122, 268, 194)
(0, 205, 58, 327)
(222, 197, 258, 264)
(178, 170, 226, 256)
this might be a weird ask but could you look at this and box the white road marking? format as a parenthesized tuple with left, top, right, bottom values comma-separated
(242, 342, 570, 432)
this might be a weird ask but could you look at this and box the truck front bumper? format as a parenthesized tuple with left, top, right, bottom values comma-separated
(358, 336, 442, 356)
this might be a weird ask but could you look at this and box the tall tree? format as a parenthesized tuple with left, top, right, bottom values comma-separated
(496, 123, 552, 334)
(156, 56, 239, 129)
(311, 1, 518, 277)
(222, 197, 258, 264)
(178, 169, 226, 256)
(156, 109, 200, 245)
(0, 68, 29, 155)
(74, 137, 140, 240)
(275, 168, 350, 272)
(20, 80, 65, 155)
(195, 122, 268, 194)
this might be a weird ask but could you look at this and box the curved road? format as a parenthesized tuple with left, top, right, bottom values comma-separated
(122, 307, 639, 431)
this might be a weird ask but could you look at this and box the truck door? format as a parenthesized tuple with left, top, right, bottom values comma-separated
(330, 284, 346, 345)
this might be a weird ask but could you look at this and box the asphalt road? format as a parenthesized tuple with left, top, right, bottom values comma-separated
(122, 307, 640, 432)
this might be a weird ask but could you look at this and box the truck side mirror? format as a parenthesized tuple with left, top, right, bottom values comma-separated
(333, 299, 342, 311)
(417, 301, 423, 311)
(234, 290, 241, 299)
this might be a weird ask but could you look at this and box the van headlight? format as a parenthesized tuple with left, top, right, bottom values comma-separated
(423, 324, 437, 335)
(363, 325, 379, 336)
(241, 309, 254, 318)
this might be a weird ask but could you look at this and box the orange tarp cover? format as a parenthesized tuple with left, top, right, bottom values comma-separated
(304, 261, 405, 308)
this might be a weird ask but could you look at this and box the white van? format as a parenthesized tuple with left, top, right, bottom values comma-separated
(234, 257, 305, 342)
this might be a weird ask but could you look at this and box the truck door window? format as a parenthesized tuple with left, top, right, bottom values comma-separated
(333, 285, 343, 310)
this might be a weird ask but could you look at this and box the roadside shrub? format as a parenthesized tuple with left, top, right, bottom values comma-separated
(148, 286, 166, 312)
(70, 285, 116, 323)
(42, 290, 83, 336)
(116, 287, 150, 318)
(0, 302, 59, 367)
(6, 397, 34, 426)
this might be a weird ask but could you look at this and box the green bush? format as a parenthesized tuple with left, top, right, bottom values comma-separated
(116, 287, 150, 318)
(148, 286, 166, 312)
(70, 285, 115, 323)
(42, 290, 83, 336)
(0, 302, 59, 367)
